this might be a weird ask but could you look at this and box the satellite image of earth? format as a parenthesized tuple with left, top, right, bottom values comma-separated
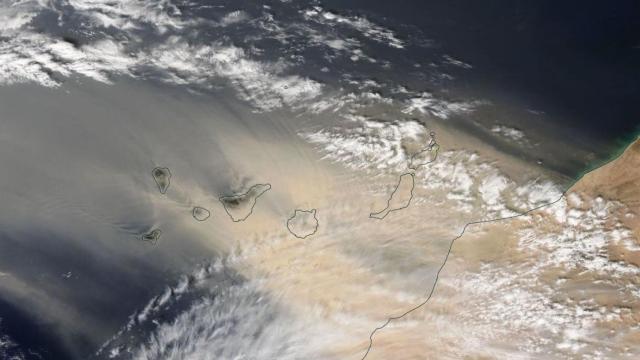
(1, 1, 639, 359)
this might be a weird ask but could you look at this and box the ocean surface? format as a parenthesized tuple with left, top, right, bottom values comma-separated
(326, 0, 640, 160)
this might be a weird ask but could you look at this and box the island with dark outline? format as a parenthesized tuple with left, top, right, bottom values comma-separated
(286, 209, 319, 239)
(192, 206, 211, 221)
(139, 229, 162, 244)
(369, 173, 415, 220)
(219, 183, 271, 222)
(152, 167, 172, 194)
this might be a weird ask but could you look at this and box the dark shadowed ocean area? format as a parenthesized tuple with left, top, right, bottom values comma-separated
(326, 0, 640, 164)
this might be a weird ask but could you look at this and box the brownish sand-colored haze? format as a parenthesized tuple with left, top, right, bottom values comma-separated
(435, 138, 640, 359)
(572, 138, 640, 239)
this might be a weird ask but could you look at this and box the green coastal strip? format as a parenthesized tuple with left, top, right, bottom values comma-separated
(568, 131, 640, 189)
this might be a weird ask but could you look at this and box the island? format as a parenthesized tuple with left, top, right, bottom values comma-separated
(286, 209, 319, 239)
(152, 167, 172, 194)
(408, 131, 439, 170)
(192, 206, 211, 221)
(219, 183, 272, 222)
(140, 229, 162, 244)
(369, 173, 415, 219)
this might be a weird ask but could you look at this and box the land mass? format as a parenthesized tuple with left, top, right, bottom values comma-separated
(192, 206, 211, 221)
(369, 173, 415, 220)
(287, 209, 319, 239)
(219, 183, 271, 222)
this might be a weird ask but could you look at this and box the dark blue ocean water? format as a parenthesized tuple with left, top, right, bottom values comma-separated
(326, 0, 640, 148)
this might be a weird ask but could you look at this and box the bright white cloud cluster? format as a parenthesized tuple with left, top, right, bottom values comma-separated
(491, 124, 530, 145)
(404, 92, 479, 119)
(0, 0, 322, 111)
(303, 6, 405, 49)
(445, 193, 640, 358)
(148, 40, 322, 110)
(218, 10, 250, 27)
(519, 195, 639, 275)
(0, 330, 27, 360)
(131, 283, 331, 360)
(0, 32, 135, 86)
(306, 90, 395, 114)
(301, 25, 375, 62)
(0, 0, 476, 115)
(98, 260, 344, 360)
(65, 0, 189, 31)
(451, 261, 637, 357)
(302, 118, 429, 171)
(301, 113, 566, 219)
(0, 0, 38, 31)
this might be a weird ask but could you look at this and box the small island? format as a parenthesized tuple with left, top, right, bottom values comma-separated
(369, 173, 415, 219)
(140, 229, 162, 244)
(152, 167, 172, 194)
(408, 131, 439, 170)
(192, 206, 211, 221)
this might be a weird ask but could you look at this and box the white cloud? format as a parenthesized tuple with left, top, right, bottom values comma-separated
(99, 261, 344, 360)
(302, 118, 428, 171)
(131, 284, 333, 360)
(0, 0, 38, 31)
(491, 125, 530, 145)
(0, 330, 27, 360)
(446, 192, 640, 357)
(403, 92, 479, 119)
(303, 6, 405, 49)
(0, 0, 323, 111)
(442, 54, 473, 69)
(0, 32, 135, 86)
(519, 196, 639, 275)
(515, 180, 563, 209)
(478, 172, 510, 211)
(218, 10, 250, 26)
(65, 0, 188, 31)
(148, 40, 322, 110)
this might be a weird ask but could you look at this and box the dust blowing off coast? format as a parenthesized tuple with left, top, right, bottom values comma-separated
(0, 1, 639, 359)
